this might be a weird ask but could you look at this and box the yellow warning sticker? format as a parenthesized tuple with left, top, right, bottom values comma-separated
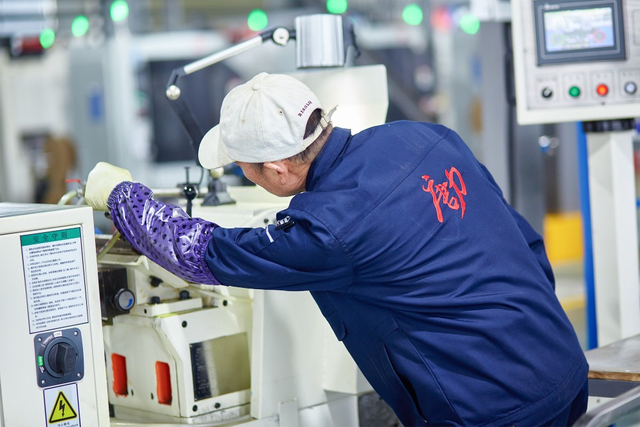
(44, 383, 80, 427)
(49, 391, 78, 423)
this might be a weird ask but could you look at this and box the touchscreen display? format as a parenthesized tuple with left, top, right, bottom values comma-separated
(543, 7, 615, 52)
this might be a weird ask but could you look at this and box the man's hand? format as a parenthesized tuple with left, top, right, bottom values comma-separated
(84, 162, 133, 211)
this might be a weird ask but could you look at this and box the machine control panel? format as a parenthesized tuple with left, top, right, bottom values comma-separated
(512, 0, 640, 124)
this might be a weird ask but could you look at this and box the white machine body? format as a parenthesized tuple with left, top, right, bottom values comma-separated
(0, 204, 109, 427)
(512, 0, 640, 124)
(100, 253, 254, 424)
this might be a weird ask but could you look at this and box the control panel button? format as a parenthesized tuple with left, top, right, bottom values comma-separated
(596, 84, 609, 96)
(569, 86, 581, 98)
(624, 81, 638, 95)
(541, 87, 553, 99)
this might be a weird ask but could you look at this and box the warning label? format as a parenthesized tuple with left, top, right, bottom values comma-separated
(22, 227, 88, 333)
(44, 383, 80, 427)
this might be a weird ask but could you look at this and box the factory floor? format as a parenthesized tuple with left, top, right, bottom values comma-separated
(358, 260, 589, 427)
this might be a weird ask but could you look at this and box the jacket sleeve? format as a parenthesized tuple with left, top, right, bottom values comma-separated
(477, 163, 556, 289)
(107, 181, 221, 285)
(205, 209, 355, 291)
(107, 182, 354, 291)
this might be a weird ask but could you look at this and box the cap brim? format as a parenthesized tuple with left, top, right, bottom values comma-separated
(198, 125, 234, 170)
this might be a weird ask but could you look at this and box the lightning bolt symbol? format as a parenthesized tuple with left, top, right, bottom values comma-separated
(59, 399, 66, 417)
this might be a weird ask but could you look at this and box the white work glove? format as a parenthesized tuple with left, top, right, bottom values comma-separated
(84, 162, 133, 211)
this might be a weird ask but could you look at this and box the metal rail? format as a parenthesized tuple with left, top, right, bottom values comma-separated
(573, 385, 640, 427)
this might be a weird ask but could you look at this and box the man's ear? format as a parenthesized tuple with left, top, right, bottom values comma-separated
(263, 161, 288, 175)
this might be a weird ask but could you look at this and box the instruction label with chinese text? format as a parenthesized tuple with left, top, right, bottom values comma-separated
(21, 227, 88, 333)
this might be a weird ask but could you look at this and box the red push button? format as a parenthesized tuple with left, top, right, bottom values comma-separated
(596, 84, 609, 96)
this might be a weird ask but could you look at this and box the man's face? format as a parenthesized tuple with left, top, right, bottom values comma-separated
(236, 161, 307, 197)
(236, 162, 289, 197)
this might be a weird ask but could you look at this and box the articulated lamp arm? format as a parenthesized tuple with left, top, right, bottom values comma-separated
(164, 27, 294, 164)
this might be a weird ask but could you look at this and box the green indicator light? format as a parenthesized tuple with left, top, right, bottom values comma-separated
(569, 86, 581, 97)
(38, 355, 44, 367)
(402, 4, 424, 26)
(247, 9, 268, 31)
(110, 0, 130, 22)
(39, 28, 55, 49)
(72, 15, 90, 37)
(327, 0, 348, 14)
(460, 14, 480, 35)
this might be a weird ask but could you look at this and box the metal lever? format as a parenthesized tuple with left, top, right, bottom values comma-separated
(573, 385, 640, 427)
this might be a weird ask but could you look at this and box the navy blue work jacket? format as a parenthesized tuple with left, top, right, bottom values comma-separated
(205, 122, 588, 426)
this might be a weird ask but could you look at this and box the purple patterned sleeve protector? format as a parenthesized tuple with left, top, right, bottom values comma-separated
(107, 181, 221, 285)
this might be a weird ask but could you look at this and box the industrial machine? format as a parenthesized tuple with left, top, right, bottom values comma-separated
(512, 0, 640, 125)
(98, 222, 255, 424)
(0, 204, 109, 427)
(98, 186, 369, 425)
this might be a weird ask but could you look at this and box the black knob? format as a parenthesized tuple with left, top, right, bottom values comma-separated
(47, 342, 77, 377)
(183, 184, 198, 201)
(179, 290, 190, 300)
(113, 289, 135, 312)
(541, 87, 553, 99)
(151, 296, 161, 304)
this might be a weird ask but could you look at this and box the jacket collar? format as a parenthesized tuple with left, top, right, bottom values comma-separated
(305, 127, 351, 191)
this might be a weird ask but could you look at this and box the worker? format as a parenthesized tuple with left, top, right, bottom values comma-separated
(85, 72, 588, 426)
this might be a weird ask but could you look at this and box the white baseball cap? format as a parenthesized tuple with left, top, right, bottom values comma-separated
(198, 72, 330, 170)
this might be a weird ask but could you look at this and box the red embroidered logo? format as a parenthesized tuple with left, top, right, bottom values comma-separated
(421, 167, 467, 223)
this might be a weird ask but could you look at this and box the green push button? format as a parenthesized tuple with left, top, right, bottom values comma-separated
(569, 86, 581, 98)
